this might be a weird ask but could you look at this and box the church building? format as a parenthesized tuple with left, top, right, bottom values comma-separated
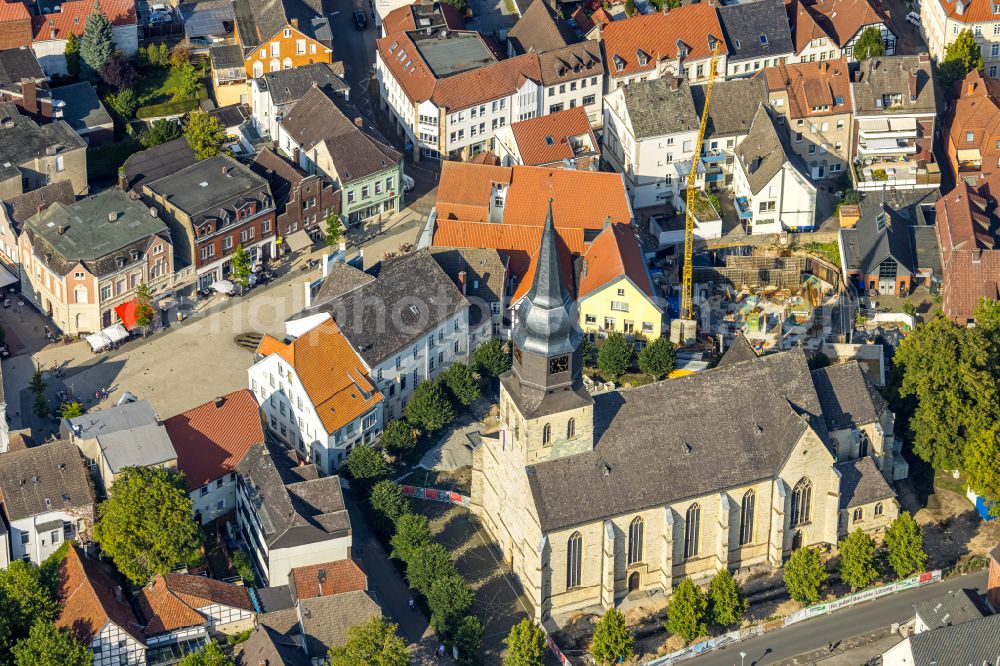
(470, 205, 899, 625)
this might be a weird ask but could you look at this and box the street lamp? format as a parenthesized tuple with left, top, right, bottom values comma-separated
(740, 650, 747, 666)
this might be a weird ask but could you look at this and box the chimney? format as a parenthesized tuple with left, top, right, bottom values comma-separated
(214, 396, 224, 407)
(354, 117, 363, 127)
(919, 52, 930, 63)
(114, 586, 123, 602)
(290, 17, 298, 27)
(670, 77, 680, 91)
(57, 225, 66, 235)
(457, 270, 467, 294)
(221, 164, 228, 176)
(909, 70, 918, 102)
(20, 79, 36, 115)
(292, 146, 300, 165)
(118, 168, 127, 191)
(968, 80, 978, 95)
(36, 204, 44, 216)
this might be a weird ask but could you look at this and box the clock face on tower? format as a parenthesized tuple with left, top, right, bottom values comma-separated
(548, 354, 569, 374)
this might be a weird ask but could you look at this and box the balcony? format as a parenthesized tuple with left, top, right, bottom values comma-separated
(857, 138, 918, 156)
(735, 196, 753, 220)
(701, 149, 726, 163)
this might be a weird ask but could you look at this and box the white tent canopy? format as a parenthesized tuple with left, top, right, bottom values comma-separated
(86, 332, 112, 352)
(0, 266, 17, 290)
(211, 280, 235, 295)
(103, 324, 129, 344)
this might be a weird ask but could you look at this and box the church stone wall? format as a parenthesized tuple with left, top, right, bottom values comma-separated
(778, 427, 840, 550)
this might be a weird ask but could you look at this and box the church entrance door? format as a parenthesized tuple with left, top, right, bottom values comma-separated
(791, 529, 804, 550)
(627, 571, 640, 592)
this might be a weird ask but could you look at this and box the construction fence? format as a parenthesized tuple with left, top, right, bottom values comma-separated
(643, 570, 942, 665)
(399, 485, 471, 507)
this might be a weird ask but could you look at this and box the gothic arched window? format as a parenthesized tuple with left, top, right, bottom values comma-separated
(684, 504, 701, 559)
(739, 490, 756, 546)
(567, 418, 576, 439)
(853, 507, 864, 523)
(874, 502, 884, 517)
(627, 517, 644, 565)
(858, 430, 870, 458)
(542, 423, 551, 446)
(566, 532, 582, 588)
(790, 478, 812, 528)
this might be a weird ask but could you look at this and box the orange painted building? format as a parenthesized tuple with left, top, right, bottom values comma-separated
(232, 0, 333, 78)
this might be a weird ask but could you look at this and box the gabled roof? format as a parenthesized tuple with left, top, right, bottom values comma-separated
(620, 76, 698, 140)
(937, 0, 1000, 22)
(311, 260, 374, 307)
(288, 559, 367, 601)
(428, 246, 507, 328)
(537, 40, 604, 86)
(907, 615, 1000, 666)
(143, 154, 272, 221)
(762, 58, 852, 118)
(601, 5, 727, 78)
(257, 62, 348, 106)
(254, 319, 382, 435)
(31, 0, 137, 43)
(56, 545, 145, 646)
(717, 0, 794, 63)
(51, 82, 113, 132)
(5, 180, 75, 226)
(734, 104, 811, 195)
(692, 78, 769, 139)
(506, 106, 597, 166)
(852, 55, 936, 116)
(807, 0, 887, 48)
(912, 589, 987, 630)
(135, 573, 254, 636)
(122, 138, 197, 192)
(717, 332, 759, 367)
(576, 222, 657, 303)
(232, 0, 330, 52)
(0, 440, 93, 521)
(848, 189, 920, 275)
(164, 390, 263, 491)
(299, 590, 381, 658)
(507, 0, 579, 54)
(835, 456, 894, 509)
(785, 0, 833, 54)
(380, 0, 464, 36)
(810, 361, 886, 430)
(64, 401, 176, 474)
(236, 625, 309, 666)
(946, 70, 1000, 178)
(0, 46, 43, 88)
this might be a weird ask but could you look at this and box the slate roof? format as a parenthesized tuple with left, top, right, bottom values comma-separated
(537, 41, 604, 87)
(254, 585, 294, 612)
(311, 260, 375, 307)
(233, 0, 330, 53)
(289, 559, 367, 601)
(209, 102, 251, 129)
(258, 62, 348, 106)
(428, 246, 507, 328)
(235, 441, 351, 550)
(692, 78, 769, 139)
(64, 401, 176, 474)
(299, 590, 381, 658)
(527, 346, 829, 532)
(56, 545, 145, 646)
(913, 589, 987, 630)
(718, 0, 794, 64)
(210, 44, 244, 70)
(852, 55, 936, 116)
(842, 190, 932, 276)
(906, 611, 1000, 666)
(302, 250, 468, 366)
(0, 440, 92, 521)
(236, 625, 309, 666)
(734, 104, 809, 195)
(183, 0, 235, 40)
(122, 138, 197, 192)
(51, 82, 113, 132)
(834, 456, 894, 509)
(621, 77, 698, 140)
(280, 87, 400, 183)
(164, 390, 264, 491)
(0, 108, 85, 170)
(5, 180, 75, 226)
(716, 332, 759, 367)
(507, 0, 578, 54)
(810, 361, 886, 430)
(143, 154, 272, 222)
(0, 47, 43, 88)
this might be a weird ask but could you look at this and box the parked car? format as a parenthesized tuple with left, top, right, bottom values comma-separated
(354, 10, 367, 29)
(906, 11, 921, 25)
(149, 13, 173, 24)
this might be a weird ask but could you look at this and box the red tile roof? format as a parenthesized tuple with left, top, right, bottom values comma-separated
(31, 0, 137, 43)
(0, 1, 29, 21)
(946, 70, 1000, 180)
(289, 559, 367, 601)
(381, 1, 464, 37)
(601, 5, 727, 78)
(164, 389, 263, 491)
(135, 573, 254, 636)
(577, 222, 655, 300)
(936, 0, 998, 23)
(255, 320, 382, 435)
(785, 0, 831, 53)
(571, 7, 594, 34)
(761, 58, 853, 118)
(806, 0, 886, 48)
(56, 545, 145, 646)
(507, 107, 596, 166)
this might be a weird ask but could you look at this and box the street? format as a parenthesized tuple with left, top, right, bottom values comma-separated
(686, 570, 989, 666)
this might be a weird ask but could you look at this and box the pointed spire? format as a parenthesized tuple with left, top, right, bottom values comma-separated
(526, 199, 568, 310)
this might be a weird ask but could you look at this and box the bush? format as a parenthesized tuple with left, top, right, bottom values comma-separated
(597, 332, 633, 381)
(591, 608, 633, 665)
(104, 88, 138, 120)
(231, 549, 256, 586)
(872, 169, 888, 182)
(839, 529, 879, 592)
(707, 569, 747, 628)
(884, 512, 927, 578)
(502, 619, 546, 666)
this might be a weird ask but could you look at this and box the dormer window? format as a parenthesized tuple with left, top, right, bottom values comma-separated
(759, 34, 769, 46)
(613, 54, 625, 72)
(129, 250, 139, 261)
(993, 2, 1000, 12)
(636, 48, 649, 66)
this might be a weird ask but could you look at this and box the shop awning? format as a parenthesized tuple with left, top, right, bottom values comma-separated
(103, 324, 129, 344)
(857, 118, 890, 133)
(114, 300, 146, 330)
(286, 229, 313, 252)
(0, 265, 17, 289)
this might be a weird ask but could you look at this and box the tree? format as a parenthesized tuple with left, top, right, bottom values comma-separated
(324, 212, 342, 246)
(184, 111, 227, 160)
(328, 616, 410, 666)
(893, 317, 999, 471)
(406, 543, 457, 596)
(964, 427, 1000, 517)
(230, 244, 252, 291)
(178, 640, 233, 666)
(503, 618, 547, 666)
(438, 0, 469, 15)
(638, 336, 675, 380)
(93, 466, 202, 585)
(440, 362, 480, 407)
(902, 300, 917, 318)
(624, 0, 637, 16)
(0, 560, 60, 630)
(99, 53, 137, 90)
(472, 338, 511, 378)
(370, 480, 410, 527)
(169, 45, 191, 68)
(597, 332, 633, 381)
(12, 622, 91, 666)
(29, 369, 47, 396)
(64, 32, 81, 79)
(590, 608, 633, 666)
(783, 547, 828, 604)
(141, 119, 183, 148)
(839, 529, 879, 592)
(945, 29, 984, 76)
(33, 393, 49, 419)
(345, 445, 389, 484)
(59, 401, 84, 419)
(156, 42, 170, 67)
(853, 26, 885, 60)
(80, 0, 113, 75)
(938, 59, 967, 88)
(171, 62, 201, 101)
(453, 615, 483, 666)
(666, 577, 708, 642)
(427, 574, 475, 637)
(884, 512, 927, 578)
(707, 569, 747, 628)
(390, 513, 431, 563)
(405, 380, 455, 432)
(380, 419, 415, 452)
(133, 280, 155, 334)
(104, 88, 138, 120)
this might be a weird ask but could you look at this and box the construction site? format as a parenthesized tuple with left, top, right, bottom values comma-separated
(691, 252, 849, 354)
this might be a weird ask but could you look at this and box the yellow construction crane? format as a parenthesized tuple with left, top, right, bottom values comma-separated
(679, 38, 723, 324)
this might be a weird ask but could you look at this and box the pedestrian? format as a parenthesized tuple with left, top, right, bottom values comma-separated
(827, 642, 833, 653)
(408, 597, 415, 611)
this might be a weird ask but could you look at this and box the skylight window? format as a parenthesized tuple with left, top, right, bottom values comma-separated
(760, 34, 769, 46)
(875, 211, 886, 232)
(545, 136, 555, 145)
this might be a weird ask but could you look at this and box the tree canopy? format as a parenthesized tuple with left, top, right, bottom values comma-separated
(370, 480, 410, 527)
(884, 512, 927, 578)
(184, 111, 227, 160)
(426, 574, 475, 638)
(345, 445, 389, 484)
(503, 619, 547, 666)
(839, 529, 879, 592)
(406, 543, 457, 596)
(964, 427, 1000, 517)
(390, 513, 431, 563)
(784, 547, 828, 604)
(380, 419, 415, 452)
(590, 608, 633, 665)
(80, 0, 113, 75)
(666, 577, 708, 642)
(93, 466, 202, 585)
(325, 212, 342, 247)
(945, 29, 984, 76)
(707, 569, 747, 628)
(178, 641, 233, 666)
(12, 622, 91, 666)
(64, 32, 81, 79)
(230, 244, 252, 288)
(638, 336, 676, 380)
(440, 362, 480, 407)
(328, 616, 410, 666)
(472, 339, 511, 378)
(597, 332, 633, 380)
(405, 380, 455, 432)
(141, 119, 183, 148)
(853, 26, 885, 60)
